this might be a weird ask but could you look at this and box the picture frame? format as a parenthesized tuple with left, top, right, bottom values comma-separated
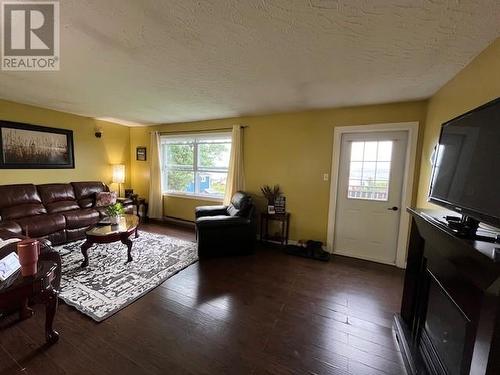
(0, 121, 74, 169)
(274, 196, 286, 214)
(136, 146, 147, 161)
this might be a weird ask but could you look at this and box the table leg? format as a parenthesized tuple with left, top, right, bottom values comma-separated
(281, 219, 286, 246)
(121, 236, 133, 262)
(265, 217, 269, 241)
(44, 289, 59, 344)
(19, 298, 33, 320)
(285, 215, 290, 245)
(80, 240, 93, 268)
(260, 217, 264, 242)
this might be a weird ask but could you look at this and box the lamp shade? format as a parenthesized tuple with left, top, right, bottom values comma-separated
(112, 164, 125, 184)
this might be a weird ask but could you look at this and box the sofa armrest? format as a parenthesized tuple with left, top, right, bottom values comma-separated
(195, 205, 228, 218)
(117, 197, 133, 206)
(196, 215, 250, 229)
(0, 221, 22, 235)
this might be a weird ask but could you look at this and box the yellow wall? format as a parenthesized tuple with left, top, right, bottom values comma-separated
(0, 99, 131, 191)
(416, 38, 500, 208)
(130, 101, 428, 242)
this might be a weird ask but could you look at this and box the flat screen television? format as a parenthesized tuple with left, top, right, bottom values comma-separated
(429, 97, 500, 229)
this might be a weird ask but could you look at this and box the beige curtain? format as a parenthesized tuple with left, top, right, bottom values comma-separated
(148, 131, 163, 218)
(223, 125, 245, 205)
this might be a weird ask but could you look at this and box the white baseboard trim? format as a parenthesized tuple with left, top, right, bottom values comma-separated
(332, 249, 398, 267)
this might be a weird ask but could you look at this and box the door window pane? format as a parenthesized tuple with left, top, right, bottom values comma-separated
(349, 162, 363, 179)
(347, 140, 393, 201)
(362, 161, 376, 180)
(376, 162, 391, 181)
(350, 142, 364, 161)
(377, 141, 393, 161)
(364, 142, 378, 161)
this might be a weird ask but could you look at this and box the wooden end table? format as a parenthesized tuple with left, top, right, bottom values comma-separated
(260, 212, 290, 246)
(0, 261, 59, 344)
(133, 197, 148, 223)
(81, 214, 139, 268)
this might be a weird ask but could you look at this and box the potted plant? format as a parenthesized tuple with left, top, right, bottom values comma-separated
(260, 185, 281, 214)
(105, 202, 125, 224)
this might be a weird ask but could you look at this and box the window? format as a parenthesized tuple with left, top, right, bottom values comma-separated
(347, 141, 393, 201)
(161, 133, 231, 199)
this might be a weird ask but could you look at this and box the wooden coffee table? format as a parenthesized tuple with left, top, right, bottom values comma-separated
(80, 214, 139, 268)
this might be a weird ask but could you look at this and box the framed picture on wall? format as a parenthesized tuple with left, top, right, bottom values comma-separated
(0, 121, 74, 169)
(136, 147, 147, 161)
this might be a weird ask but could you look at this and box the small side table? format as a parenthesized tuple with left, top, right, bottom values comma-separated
(260, 212, 290, 246)
(134, 197, 148, 223)
(0, 261, 59, 344)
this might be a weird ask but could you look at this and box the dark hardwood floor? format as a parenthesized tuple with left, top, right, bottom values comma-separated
(0, 223, 406, 375)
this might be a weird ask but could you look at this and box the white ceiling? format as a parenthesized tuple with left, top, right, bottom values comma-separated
(1, 0, 499, 126)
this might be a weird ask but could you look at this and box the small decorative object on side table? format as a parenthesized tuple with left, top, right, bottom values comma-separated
(0, 261, 59, 344)
(261, 184, 282, 215)
(260, 212, 290, 246)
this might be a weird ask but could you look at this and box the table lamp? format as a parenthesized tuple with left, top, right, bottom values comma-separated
(112, 164, 125, 197)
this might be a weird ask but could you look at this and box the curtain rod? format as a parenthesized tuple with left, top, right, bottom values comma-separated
(159, 126, 247, 135)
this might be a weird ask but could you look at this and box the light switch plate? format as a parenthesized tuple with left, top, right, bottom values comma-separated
(323, 173, 329, 181)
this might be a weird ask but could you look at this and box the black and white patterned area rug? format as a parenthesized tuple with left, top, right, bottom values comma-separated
(54, 231, 198, 322)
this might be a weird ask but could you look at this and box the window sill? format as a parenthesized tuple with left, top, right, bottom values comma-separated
(162, 192, 223, 203)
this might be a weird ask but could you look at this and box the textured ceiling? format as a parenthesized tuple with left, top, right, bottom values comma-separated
(0, 0, 499, 125)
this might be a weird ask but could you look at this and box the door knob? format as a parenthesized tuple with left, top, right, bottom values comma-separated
(387, 206, 399, 211)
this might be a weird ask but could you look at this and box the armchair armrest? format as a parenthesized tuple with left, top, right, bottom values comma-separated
(195, 215, 251, 229)
(195, 205, 228, 218)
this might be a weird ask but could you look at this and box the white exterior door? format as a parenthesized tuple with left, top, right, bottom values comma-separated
(333, 131, 408, 265)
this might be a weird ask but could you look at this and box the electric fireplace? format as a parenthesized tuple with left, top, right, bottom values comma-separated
(395, 209, 500, 375)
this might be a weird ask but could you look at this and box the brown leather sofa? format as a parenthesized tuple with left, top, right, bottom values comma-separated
(0, 181, 133, 245)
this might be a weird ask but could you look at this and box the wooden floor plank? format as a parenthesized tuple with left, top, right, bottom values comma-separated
(0, 222, 405, 375)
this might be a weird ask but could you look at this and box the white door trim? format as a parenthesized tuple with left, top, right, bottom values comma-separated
(326, 122, 419, 268)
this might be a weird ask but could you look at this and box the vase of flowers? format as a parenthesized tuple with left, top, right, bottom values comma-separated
(106, 202, 125, 225)
(260, 184, 282, 214)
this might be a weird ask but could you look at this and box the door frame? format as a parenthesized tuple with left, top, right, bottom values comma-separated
(326, 122, 419, 268)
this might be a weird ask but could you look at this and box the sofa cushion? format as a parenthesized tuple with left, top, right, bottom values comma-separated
(78, 198, 94, 209)
(63, 209, 100, 229)
(0, 184, 47, 220)
(2, 203, 47, 220)
(16, 213, 66, 238)
(44, 200, 81, 214)
(38, 183, 80, 213)
(38, 183, 76, 204)
(71, 181, 108, 208)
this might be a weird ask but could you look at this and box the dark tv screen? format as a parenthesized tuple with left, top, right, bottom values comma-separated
(429, 98, 500, 227)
